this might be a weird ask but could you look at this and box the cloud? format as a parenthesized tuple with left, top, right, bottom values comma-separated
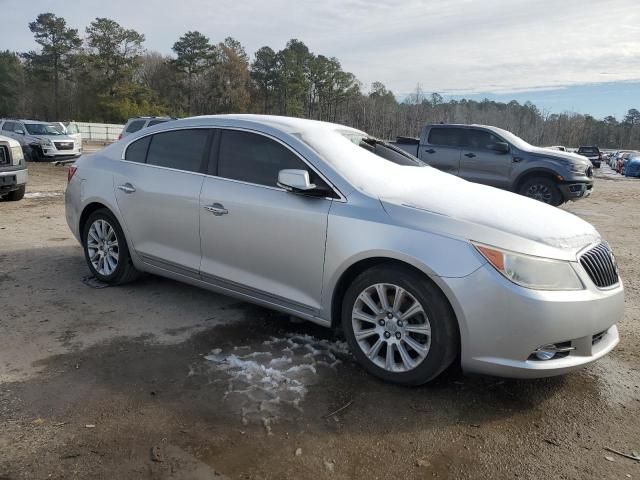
(1, 0, 639, 95)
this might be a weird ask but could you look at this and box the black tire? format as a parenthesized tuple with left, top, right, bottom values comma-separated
(518, 176, 563, 206)
(27, 145, 44, 162)
(7, 185, 25, 201)
(341, 264, 459, 386)
(82, 208, 139, 285)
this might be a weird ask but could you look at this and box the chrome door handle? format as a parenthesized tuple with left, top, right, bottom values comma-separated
(204, 203, 228, 216)
(117, 183, 136, 194)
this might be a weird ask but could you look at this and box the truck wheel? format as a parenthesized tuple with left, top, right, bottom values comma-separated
(519, 177, 562, 206)
(7, 185, 25, 201)
(341, 264, 458, 386)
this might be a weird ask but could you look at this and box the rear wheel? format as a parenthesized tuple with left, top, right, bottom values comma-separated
(7, 185, 25, 201)
(82, 209, 139, 285)
(341, 265, 458, 386)
(519, 176, 563, 206)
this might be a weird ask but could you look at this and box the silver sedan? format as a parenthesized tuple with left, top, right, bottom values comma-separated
(65, 115, 623, 385)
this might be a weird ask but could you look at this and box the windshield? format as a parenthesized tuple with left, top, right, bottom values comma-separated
(24, 123, 63, 136)
(337, 131, 424, 167)
(488, 127, 532, 150)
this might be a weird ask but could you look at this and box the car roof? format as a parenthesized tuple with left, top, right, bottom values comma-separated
(181, 114, 365, 136)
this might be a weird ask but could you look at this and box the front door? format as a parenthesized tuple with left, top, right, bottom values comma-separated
(459, 129, 512, 188)
(199, 129, 332, 313)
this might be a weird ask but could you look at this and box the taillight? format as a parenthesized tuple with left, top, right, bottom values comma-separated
(67, 166, 78, 183)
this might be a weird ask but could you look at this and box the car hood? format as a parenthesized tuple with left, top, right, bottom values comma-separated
(375, 165, 599, 260)
(530, 147, 592, 165)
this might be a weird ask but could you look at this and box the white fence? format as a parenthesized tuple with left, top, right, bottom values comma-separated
(75, 122, 124, 142)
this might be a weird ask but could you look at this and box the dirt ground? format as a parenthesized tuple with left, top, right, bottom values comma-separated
(0, 162, 639, 480)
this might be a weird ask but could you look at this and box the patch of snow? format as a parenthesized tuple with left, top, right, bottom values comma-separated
(205, 333, 349, 432)
(24, 191, 63, 198)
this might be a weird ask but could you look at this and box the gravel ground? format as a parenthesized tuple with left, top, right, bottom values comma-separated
(0, 162, 638, 480)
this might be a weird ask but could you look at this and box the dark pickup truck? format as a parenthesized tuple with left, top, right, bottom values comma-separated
(576, 146, 602, 168)
(391, 124, 594, 206)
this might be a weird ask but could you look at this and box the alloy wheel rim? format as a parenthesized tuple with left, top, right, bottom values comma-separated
(87, 219, 119, 276)
(351, 283, 431, 373)
(526, 184, 552, 203)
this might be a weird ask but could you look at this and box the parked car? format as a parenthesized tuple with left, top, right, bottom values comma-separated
(118, 117, 174, 140)
(65, 115, 623, 385)
(391, 124, 593, 206)
(576, 146, 602, 168)
(617, 152, 637, 173)
(623, 154, 640, 177)
(52, 121, 83, 152)
(0, 134, 28, 201)
(0, 119, 81, 161)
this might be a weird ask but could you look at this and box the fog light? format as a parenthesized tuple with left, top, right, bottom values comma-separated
(535, 344, 557, 361)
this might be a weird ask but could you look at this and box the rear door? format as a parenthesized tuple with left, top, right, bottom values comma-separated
(199, 129, 332, 313)
(459, 128, 513, 188)
(420, 127, 463, 175)
(113, 128, 211, 275)
(1, 121, 16, 140)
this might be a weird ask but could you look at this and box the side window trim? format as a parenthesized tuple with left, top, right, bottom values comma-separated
(211, 126, 342, 200)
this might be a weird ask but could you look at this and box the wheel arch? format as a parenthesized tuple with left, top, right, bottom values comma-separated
(329, 256, 460, 341)
(513, 168, 561, 192)
(79, 202, 111, 241)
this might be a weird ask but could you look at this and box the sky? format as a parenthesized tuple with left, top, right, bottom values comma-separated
(1, 0, 639, 119)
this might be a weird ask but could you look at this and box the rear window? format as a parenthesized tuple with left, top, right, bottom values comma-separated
(579, 147, 599, 154)
(148, 119, 169, 127)
(1, 122, 14, 132)
(125, 120, 145, 133)
(146, 129, 209, 172)
(428, 128, 465, 147)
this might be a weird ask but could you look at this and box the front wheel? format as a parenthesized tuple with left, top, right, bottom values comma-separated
(341, 265, 459, 386)
(518, 176, 563, 206)
(7, 185, 25, 201)
(82, 209, 139, 285)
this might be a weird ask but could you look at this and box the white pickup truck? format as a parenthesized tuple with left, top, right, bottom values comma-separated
(0, 135, 28, 201)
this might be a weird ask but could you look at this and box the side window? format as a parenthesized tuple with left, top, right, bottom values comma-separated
(464, 130, 502, 150)
(148, 119, 168, 127)
(146, 129, 209, 172)
(218, 130, 318, 188)
(1, 122, 14, 132)
(124, 136, 151, 163)
(428, 128, 464, 147)
(125, 120, 145, 133)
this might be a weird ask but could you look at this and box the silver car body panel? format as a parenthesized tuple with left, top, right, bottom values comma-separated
(65, 115, 624, 378)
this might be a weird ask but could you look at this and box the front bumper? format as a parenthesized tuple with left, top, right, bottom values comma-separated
(443, 262, 623, 379)
(559, 180, 593, 201)
(0, 168, 28, 193)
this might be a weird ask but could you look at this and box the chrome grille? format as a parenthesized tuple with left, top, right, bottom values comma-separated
(580, 242, 618, 288)
(54, 141, 74, 150)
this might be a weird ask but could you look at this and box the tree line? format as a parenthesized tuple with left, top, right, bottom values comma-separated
(1, 12, 639, 149)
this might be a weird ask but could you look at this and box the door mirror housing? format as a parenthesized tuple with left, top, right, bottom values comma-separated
(277, 169, 317, 192)
(14, 129, 25, 135)
(491, 142, 510, 154)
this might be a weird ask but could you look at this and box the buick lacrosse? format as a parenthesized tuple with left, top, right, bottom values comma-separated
(65, 115, 623, 385)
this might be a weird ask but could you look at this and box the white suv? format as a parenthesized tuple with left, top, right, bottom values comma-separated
(0, 119, 81, 162)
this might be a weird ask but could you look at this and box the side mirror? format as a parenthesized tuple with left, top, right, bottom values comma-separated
(277, 169, 317, 192)
(14, 129, 25, 135)
(491, 142, 510, 154)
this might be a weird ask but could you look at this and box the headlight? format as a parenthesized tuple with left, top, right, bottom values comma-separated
(11, 146, 23, 165)
(474, 243, 583, 291)
(37, 139, 53, 147)
(568, 163, 587, 174)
